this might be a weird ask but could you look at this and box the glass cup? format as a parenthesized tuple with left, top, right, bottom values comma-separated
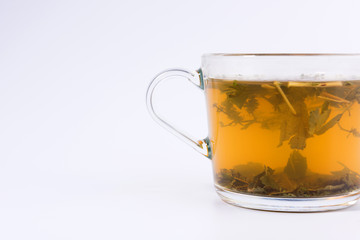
(146, 54, 360, 212)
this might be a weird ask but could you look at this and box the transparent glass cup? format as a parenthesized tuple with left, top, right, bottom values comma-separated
(146, 54, 360, 212)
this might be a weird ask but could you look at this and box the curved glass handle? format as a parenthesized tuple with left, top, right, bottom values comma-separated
(146, 68, 211, 159)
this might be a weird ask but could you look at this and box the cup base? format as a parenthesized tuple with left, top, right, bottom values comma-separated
(215, 185, 360, 212)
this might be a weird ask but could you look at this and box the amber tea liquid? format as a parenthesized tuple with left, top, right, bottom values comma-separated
(206, 79, 360, 197)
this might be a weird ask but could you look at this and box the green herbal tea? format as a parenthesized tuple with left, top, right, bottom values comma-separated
(206, 79, 360, 197)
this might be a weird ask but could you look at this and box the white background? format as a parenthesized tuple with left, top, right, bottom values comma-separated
(1, 0, 360, 239)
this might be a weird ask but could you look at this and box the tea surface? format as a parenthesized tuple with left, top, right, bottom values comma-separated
(206, 79, 360, 197)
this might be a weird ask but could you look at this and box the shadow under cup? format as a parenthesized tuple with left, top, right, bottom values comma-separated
(147, 54, 360, 212)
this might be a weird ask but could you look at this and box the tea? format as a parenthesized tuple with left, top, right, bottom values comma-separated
(206, 79, 360, 197)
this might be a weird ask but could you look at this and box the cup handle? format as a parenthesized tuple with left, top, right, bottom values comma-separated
(146, 68, 211, 159)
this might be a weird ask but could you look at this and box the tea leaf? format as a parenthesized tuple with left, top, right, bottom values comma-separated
(226, 84, 248, 109)
(244, 96, 259, 114)
(216, 82, 261, 127)
(348, 128, 360, 137)
(278, 100, 309, 149)
(278, 121, 293, 147)
(218, 161, 360, 197)
(265, 94, 282, 111)
(272, 172, 298, 192)
(331, 163, 360, 187)
(214, 101, 243, 126)
(261, 175, 279, 190)
(321, 101, 330, 112)
(216, 169, 234, 187)
(229, 95, 248, 109)
(317, 108, 332, 131)
(337, 123, 360, 138)
(289, 135, 306, 150)
(343, 86, 360, 102)
(284, 150, 307, 180)
(308, 103, 331, 136)
(315, 113, 343, 135)
(260, 167, 279, 191)
(250, 170, 265, 189)
(308, 109, 320, 135)
(233, 162, 264, 179)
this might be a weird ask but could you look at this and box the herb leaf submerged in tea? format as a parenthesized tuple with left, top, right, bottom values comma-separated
(284, 150, 307, 180)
